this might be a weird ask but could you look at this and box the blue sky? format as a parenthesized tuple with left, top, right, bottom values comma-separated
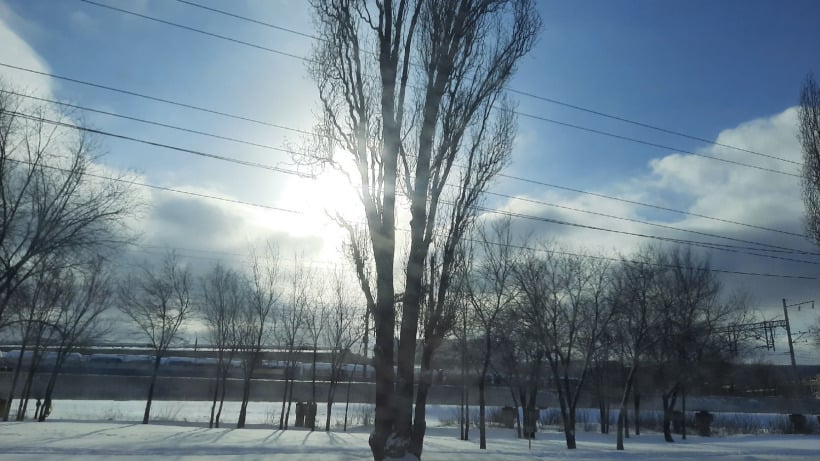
(1, 0, 819, 363)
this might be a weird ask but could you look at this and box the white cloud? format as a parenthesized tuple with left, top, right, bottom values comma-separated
(499, 106, 815, 304)
(0, 4, 53, 95)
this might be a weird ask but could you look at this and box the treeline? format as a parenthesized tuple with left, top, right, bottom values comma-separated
(0, 85, 134, 421)
(455, 218, 750, 450)
(0, 81, 370, 431)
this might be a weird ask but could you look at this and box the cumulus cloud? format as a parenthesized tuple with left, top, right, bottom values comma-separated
(500, 107, 816, 309)
(0, 5, 53, 94)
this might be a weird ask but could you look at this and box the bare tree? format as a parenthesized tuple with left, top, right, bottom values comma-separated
(610, 248, 665, 450)
(324, 270, 364, 431)
(119, 252, 192, 425)
(278, 257, 311, 430)
(800, 74, 820, 244)
(236, 247, 280, 429)
(492, 306, 544, 440)
(515, 246, 614, 449)
(305, 299, 327, 431)
(39, 257, 113, 421)
(3, 264, 64, 421)
(0, 86, 134, 330)
(652, 247, 737, 443)
(463, 217, 519, 449)
(199, 262, 243, 428)
(308, 2, 539, 458)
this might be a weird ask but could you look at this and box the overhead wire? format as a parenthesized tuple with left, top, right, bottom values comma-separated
(74, 0, 800, 176)
(483, 191, 814, 254)
(13, 95, 815, 262)
(3, 5, 815, 275)
(8, 89, 807, 247)
(10, 111, 311, 178)
(4, 154, 813, 280)
(168, 0, 798, 166)
(2, 90, 311, 157)
(5, 82, 817, 265)
(0, 64, 803, 239)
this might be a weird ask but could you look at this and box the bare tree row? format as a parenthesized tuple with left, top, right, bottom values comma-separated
(0, 83, 135, 420)
(459, 218, 749, 451)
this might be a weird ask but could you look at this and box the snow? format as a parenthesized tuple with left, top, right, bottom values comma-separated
(0, 400, 818, 460)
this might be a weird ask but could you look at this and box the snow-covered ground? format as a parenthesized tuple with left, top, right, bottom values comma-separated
(1, 400, 817, 460)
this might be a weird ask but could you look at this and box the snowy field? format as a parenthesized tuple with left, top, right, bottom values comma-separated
(0, 400, 818, 460)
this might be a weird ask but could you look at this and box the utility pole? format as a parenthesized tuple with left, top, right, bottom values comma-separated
(782, 299, 797, 371)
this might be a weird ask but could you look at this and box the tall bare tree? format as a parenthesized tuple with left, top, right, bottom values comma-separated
(199, 262, 243, 428)
(610, 247, 665, 450)
(323, 270, 364, 431)
(800, 74, 820, 244)
(652, 247, 737, 443)
(119, 252, 192, 424)
(278, 257, 311, 430)
(515, 246, 614, 449)
(308, 2, 539, 458)
(305, 299, 327, 431)
(236, 247, 280, 429)
(3, 263, 64, 421)
(0, 86, 134, 331)
(39, 257, 113, 421)
(463, 217, 519, 449)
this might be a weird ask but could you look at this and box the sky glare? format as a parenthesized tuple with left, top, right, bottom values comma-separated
(1, 0, 819, 363)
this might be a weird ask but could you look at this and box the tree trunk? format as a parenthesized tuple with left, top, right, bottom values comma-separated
(369, 262, 396, 461)
(624, 405, 629, 438)
(343, 362, 356, 432)
(143, 355, 162, 424)
(410, 345, 435, 457)
(216, 364, 230, 428)
(561, 405, 576, 449)
(209, 358, 221, 428)
(633, 389, 640, 435)
(681, 390, 687, 440)
(478, 332, 492, 449)
(326, 369, 338, 431)
(39, 357, 65, 422)
(285, 374, 295, 430)
(311, 344, 318, 431)
(616, 365, 637, 450)
(465, 386, 470, 441)
(16, 354, 42, 421)
(237, 369, 252, 428)
(509, 387, 521, 439)
(279, 370, 289, 429)
(4, 342, 27, 421)
(662, 387, 678, 443)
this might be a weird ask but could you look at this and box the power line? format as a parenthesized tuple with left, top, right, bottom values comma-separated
(6, 76, 815, 266)
(169, 0, 797, 167)
(73, 0, 799, 176)
(0, 63, 802, 238)
(77, 0, 308, 62)
(460, 235, 816, 281)
(11, 111, 311, 178)
(0, 63, 315, 139)
(3, 90, 313, 159)
(506, 88, 799, 166)
(467, 203, 820, 261)
(483, 191, 814, 254)
(0, 62, 805, 238)
(173, 0, 320, 42)
(9, 84, 808, 250)
(510, 110, 799, 177)
(6, 157, 812, 280)
(496, 173, 806, 238)
(11, 91, 815, 265)
(5, 74, 813, 264)
(4, 157, 303, 215)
